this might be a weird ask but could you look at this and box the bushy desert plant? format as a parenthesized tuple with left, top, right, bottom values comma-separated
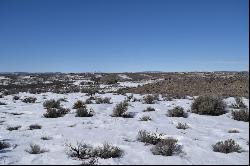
(81, 86, 98, 96)
(111, 101, 129, 117)
(139, 115, 152, 121)
(0, 101, 6, 105)
(25, 144, 48, 154)
(137, 130, 164, 145)
(143, 95, 157, 104)
(73, 100, 86, 109)
(93, 143, 124, 159)
(228, 129, 240, 133)
(22, 97, 37, 103)
(43, 107, 70, 118)
(151, 138, 182, 156)
(231, 109, 249, 122)
(191, 96, 226, 116)
(7, 125, 21, 131)
(95, 97, 111, 104)
(41, 136, 53, 140)
(43, 99, 61, 109)
(67, 142, 95, 160)
(13, 96, 20, 100)
(176, 122, 189, 130)
(76, 107, 94, 117)
(167, 106, 188, 118)
(0, 140, 10, 150)
(29, 124, 42, 130)
(212, 139, 242, 153)
(143, 107, 155, 112)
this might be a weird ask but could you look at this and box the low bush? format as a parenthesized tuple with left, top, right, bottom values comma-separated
(93, 143, 124, 159)
(137, 130, 164, 145)
(176, 123, 189, 130)
(22, 97, 37, 103)
(41, 136, 53, 140)
(43, 99, 61, 109)
(81, 86, 98, 96)
(13, 96, 20, 100)
(143, 95, 157, 104)
(151, 138, 182, 156)
(76, 107, 94, 117)
(25, 144, 48, 154)
(139, 115, 152, 121)
(111, 101, 129, 117)
(167, 106, 188, 118)
(7, 125, 21, 131)
(228, 129, 240, 133)
(0, 140, 10, 150)
(231, 109, 249, 122)
(212, 139, 242, 153)
(191, 96, 226, 116)
(29, 124, 42, 130)
(73, 100, 86, 109)
(67, 142, 123, 160)
(95, 97, 111, 104)
(67, 142, 94, 160)
(43, 107, 70, 118)
(0, 102, 6, 105)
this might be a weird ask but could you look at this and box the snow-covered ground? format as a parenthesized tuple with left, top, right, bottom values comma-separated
(0, 93, 249, 165)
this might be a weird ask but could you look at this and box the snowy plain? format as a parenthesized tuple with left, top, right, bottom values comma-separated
(0, 92, 249, 165)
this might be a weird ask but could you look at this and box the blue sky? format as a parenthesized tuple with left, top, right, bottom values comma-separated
(0, 0, 248, 72)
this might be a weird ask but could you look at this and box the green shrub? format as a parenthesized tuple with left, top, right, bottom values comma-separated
(13, 96, 20, 100)
(111, 101, 129, 117)
(94, 143, 124, 159)
(29, 124, 42, 130)
(137, 130, 164, 145)
(73, 100, 86, 109)
(41, 136, 53, 140)
(25, 144, 48, 154)
(228, 129, 240, 133)
(0, 141, 10, 150)
(22, 97, 37, 103)
(212, 139, 242, 153)
(76, 107, 94, 117)
(139, 115, 152, 121)
(43, 99, 61, 109)
(191, 96, 226, 116)
(143, 95, 156, 104)
(95, 97, 111, 104)
(176, 122, 189, 130)
(43, 107, 70, 118)
(67, 142, 94, 160)
(81, 86, 98, 96)
(7, 125, 21, 131)
(151, 138, 182, 156)
(0, 102, 6, 105)
(168, 106, 188, 118)
(232, 109, 249, 122)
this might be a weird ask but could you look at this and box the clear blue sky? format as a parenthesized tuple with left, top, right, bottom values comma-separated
(0, 0, 248, 72)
